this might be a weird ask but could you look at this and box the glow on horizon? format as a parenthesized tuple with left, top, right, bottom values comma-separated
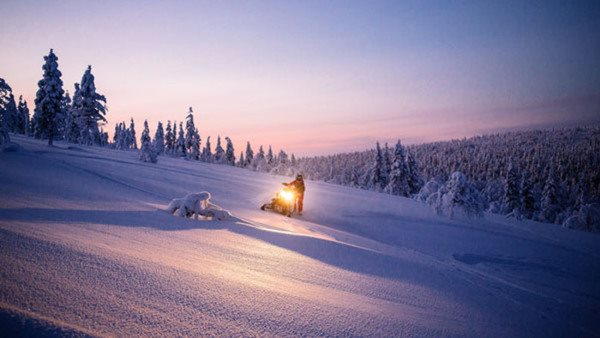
(1, 0, 599, 156)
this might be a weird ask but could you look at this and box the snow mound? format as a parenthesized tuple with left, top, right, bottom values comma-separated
(563, 203, 600, 232)
(166, 192, 233, 220)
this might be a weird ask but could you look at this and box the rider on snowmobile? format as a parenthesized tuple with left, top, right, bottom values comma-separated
(285, 174, 305, 215)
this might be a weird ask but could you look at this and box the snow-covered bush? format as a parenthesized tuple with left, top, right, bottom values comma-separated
(166, 192, 232, 220)
(563, 203, 600, 232)
(427, 172, 484, 218)
(140, 140, 157, 163)
(415, 178, 442, 203)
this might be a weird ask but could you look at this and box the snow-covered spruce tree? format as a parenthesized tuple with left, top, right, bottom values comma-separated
(0, 82, 17, 134)
(520, 170, 536, 219)
(238, 152, 245, 167)
(139, 120, 157, 163)
(184, 107, 200, 160)
(0, 78, 16, 144)
(252, 145, 267, 171)
(191, 133, 201, 160)
(270, 150, 290, 175)
(112, 122, 120, 149)
(202, 136, 212, 162)
(214, 135, 225, 163)
(503, 161, 521, 216)
(278, 150, 288, 165)
(154, 121, 165, 155)
(164, 120, 174, 155)
(175, 122, 186, 157)
(112, 123, 120, 148)
(16, 96, 30, 135)
(33, 49, 65, 146)
(367, 142, 386, 192)
(382, 142, 392, 186)
(428, 171, 484, 218)
(128, 118, 137, 149)
(245, 141, 254, 168)
(540, 165, 561, 223)
(118, 122, 128, 150)
(405, 149, 423, 195)
(57, 91, 71, 140)
(266, 145, 274, 165)
(170, 121, 177, 154)
(99, 128, 109, 146)
(77, 66, 107, 146)
(384, 140, 410, 196)
(224, 137, 235, 166)
(65, 83, 82, 143)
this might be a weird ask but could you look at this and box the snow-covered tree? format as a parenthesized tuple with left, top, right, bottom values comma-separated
(214, 135, 225, 163)
(540, 165, 561, 223)
(64, 83, 81, 143)
(184, 107, 200, 160)
(139, 120, 157, 163)
(520, 170, 535, 219)
(164, 120, 174, 155)
(428, 171, 484, 218)
(0, 82, 17, 134)
(202, 136, 212, 162)
(77, 66, 107, 145)
(176, 122, 185, 157)
(416, 178, 443, 203)
(245, 141, 254, 167)
(503, 161, 521, 216)
(224, 137, 235, 166)
(238, 152, 245, 167)
(563, 203, 600, 232)
(278, 150, 288, 165)
(252, 145, 267, 171)
(382, 142, 392, 186)
(266, 145, 274, 164)
(0, 78, 15, 144)
(405, 149, 423, 194)
(16, 95, 30, 135)
(57, 91, 71, 140)
(33, 49, 65, 145)
(113, 122, 125, 150)
(367, 142, 386, 192)
(154, 121, 165, 155)
(129, 118, 137, 149)
(384, 140, 410, 196)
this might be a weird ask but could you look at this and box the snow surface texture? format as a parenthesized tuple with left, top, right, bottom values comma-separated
(0, 134, 599, 337)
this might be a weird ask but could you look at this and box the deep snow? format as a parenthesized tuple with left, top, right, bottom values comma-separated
(0, 134, 599, 337)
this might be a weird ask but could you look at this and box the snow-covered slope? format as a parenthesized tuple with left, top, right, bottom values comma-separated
(1, 134, 599, 337)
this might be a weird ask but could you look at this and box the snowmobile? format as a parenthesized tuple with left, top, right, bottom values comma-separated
(260, 183, 297, 217)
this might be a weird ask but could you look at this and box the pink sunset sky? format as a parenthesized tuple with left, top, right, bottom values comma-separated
(1, 0, 599, 156)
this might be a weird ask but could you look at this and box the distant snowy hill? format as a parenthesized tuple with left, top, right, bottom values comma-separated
(1, 134, 599, 336)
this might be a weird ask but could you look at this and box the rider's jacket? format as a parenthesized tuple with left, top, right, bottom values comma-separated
(288, 179, 305, 194)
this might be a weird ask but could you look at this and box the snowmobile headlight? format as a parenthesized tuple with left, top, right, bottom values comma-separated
(280, 189, 294, 203)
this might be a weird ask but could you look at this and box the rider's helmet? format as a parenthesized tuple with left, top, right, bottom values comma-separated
(296, 174, 303, 180)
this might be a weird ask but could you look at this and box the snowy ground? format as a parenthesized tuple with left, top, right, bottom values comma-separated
(1, 134, 599, 337)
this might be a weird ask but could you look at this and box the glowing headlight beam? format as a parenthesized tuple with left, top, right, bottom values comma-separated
(280, 189, 295, 203)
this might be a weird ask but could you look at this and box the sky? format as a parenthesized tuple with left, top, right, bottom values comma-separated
(1, 0, 599, 156)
